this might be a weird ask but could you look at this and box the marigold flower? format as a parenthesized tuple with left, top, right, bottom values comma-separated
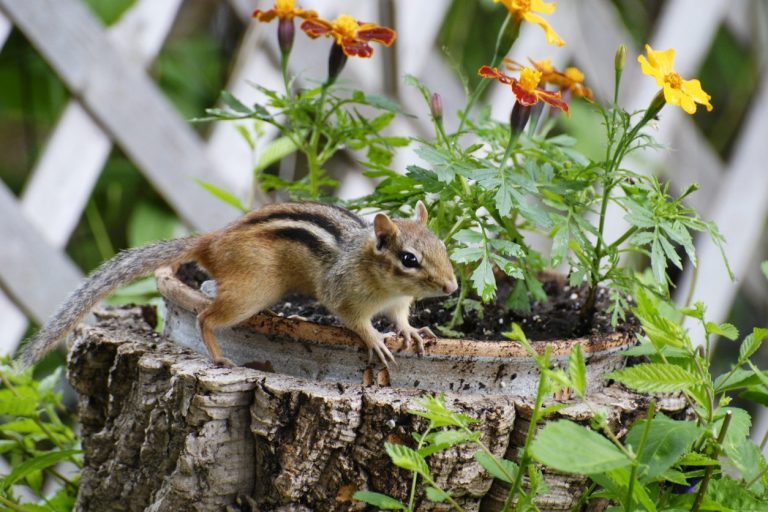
(478, 65, 569, 115)
(252, 0, 316, 22)
(300, 14, 396, 58)
(638, 44, 712, 115)
(506, 58, 593, 101)
(494, 0, 564, 47)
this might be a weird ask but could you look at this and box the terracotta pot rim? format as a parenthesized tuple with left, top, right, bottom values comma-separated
(155, 266, 635, 360)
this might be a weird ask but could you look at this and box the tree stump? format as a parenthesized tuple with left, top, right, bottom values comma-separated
(66, 306, 686, 511)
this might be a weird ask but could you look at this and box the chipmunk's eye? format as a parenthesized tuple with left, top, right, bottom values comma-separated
(399, 251, 420, 269)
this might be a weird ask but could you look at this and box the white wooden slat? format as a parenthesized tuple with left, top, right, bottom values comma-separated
(0, 292, 28, 356)
(0, 183, 83, 324)
(677, 77, 768, 344)
(0, 12, 10, 47)
(0, 0, 185, 356)
(0, 0, 237, 232)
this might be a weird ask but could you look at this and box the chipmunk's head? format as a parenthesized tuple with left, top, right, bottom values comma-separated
(373, 201, 458, 299)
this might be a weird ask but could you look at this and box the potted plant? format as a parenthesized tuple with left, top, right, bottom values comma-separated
(57, 1, 762, 511)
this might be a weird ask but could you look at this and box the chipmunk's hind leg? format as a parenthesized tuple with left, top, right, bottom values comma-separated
(197, 279, 283, 367)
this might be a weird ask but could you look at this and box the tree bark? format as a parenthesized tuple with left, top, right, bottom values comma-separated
(67, 307, 686, 511)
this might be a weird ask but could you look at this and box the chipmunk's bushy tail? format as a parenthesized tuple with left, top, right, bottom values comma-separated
(20, 237, 198, 367)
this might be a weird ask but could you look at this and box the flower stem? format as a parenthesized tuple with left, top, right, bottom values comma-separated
(306, 85, 330, 198)
(691, 410, 732, 512)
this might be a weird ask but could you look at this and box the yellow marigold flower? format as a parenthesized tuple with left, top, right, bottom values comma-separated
(494, 0, 564, 47)
(479, 65, 569, 115)
(252, 0, 316, 22)
(300, 14, 396, 58)
(506, 58, 593, 101)
(638, 44, 712, 115)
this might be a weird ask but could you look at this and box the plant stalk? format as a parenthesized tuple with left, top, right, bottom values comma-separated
(691, 410, 732, 512)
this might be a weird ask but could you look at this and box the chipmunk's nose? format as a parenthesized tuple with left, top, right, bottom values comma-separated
(443, 277, 458, 295)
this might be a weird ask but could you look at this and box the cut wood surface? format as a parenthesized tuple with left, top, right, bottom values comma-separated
(68, 306, 686, 511)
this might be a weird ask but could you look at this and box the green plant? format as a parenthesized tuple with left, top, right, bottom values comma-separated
(0, 360, 82, 511)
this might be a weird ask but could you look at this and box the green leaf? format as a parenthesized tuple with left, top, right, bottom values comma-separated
(550, 223, 569, 266)
(471, 257, 496, 302)
(452, 229, 484, 245)
(425, 486, 450, 503)
(0, 449, 82, 490)
(220, 90, 251, 114)
(475, 451, 518, 484)
(739, 327, 768, 363)
(352, 491, 406, 510)
(430, 429, 476, 447)
(625, 414, 702, 482)
(530, 420, 631, 474)
(0, 387, 38, 416)
(705, 322, 739, 341)
(761, 261, 768, 280)
(728, 441, 764, 493)
(568, 344, 586, 398)
(195, 180, 246, 212)
(651, 236, 667, 284)
(605, 363, 699, 393)
(254, 135, 299, 174)
(714, 368, 768, 393)
(385, 443, 431, 479)
(591, 466, 657, 511)
(707, 478, 766, 511)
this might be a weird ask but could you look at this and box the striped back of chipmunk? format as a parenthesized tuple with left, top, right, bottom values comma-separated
(241, 201, 368, 261)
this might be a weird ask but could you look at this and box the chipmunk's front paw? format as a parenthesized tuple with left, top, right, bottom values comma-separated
(366, 333, 396, 367)
(214, 356, 237, 368)
(398, 326, 437, 354)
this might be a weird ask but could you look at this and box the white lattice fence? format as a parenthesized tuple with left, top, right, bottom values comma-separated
(0, 0, 766, 437)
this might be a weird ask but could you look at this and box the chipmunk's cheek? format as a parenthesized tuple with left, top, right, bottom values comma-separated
(443, 277, 458, 295)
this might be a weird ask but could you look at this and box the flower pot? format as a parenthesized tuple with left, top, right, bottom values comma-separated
(155, 265, 635, 397)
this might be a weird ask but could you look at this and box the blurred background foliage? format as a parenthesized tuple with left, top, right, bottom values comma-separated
(0, 0, 765, 368)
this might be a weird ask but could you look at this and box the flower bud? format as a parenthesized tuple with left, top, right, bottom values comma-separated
(326, 43, 348, 86)
(430, 93, 443, 121)
(510, 101, 532, 135)
(615, 44, 626, 73)
(641, 89, 666, 124)
(278, 18, 295, 56)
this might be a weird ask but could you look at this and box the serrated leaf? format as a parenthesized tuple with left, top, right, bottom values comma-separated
(651, 236, 667, 284)
(658, 234, 683, 270)
(705, 322, 739, 341)
(471, 257, 496, 302)
(431, 429, 476, 447)
(739, 328, 768, 363)
(195, 180, 246, 212)
(568, 344, 586, 398)
(0, 449, 82, 490)
(385, 443, 431, 479)
(531, 420, 631, 474)
(550, 223, 569, 266)
(451, 246, 484, 264)
(352, 491, 406, 510)
(254, 135, 299, 174)
(605, 363, 699, 393)
(475, 451, 518, 484)
(452, 229, 484, 244)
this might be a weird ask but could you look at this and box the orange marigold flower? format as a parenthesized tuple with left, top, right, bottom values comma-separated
(638, 44, 712, 115)
(252, 0, 316, 22)
(479, 65, 569, 115)
(300, 14, 396, 58)
(494, 0, 564, 47)
(506, 58, 593, 101)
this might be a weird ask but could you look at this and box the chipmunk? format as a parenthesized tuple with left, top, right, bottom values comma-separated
(20, 201, 457, 368)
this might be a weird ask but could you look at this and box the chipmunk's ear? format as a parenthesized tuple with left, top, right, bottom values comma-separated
(414, 200, 428, 225)
(374, 213, 398, 250)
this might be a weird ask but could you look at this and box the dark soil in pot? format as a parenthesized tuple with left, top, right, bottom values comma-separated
(175, 262, 639, 342)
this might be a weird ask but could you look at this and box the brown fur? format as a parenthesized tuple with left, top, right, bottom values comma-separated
(21, 201, 457, 367)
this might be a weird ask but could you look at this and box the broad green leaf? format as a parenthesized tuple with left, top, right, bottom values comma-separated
(715, 407, 752, 451)
(707, 478, 766, 511)
(425, 486, 450, 503)
(475, 451, 518, 484)
(714, 368, 768, 393)
(352, 491, 406, 510)
(605, 363, 699, 393)
(530, 420, 631, 474)
(431, 429, 476, 447)
(385, 443, 431, 479)
(727, 441, 764, 493)
(450, 246, 484, 264)
(739, 328, 768, 363)
(195, 180, 246, 212)
(590, 467, 657, 511)
(452, 229, 484, 244)
(568, 344, 586, 398)
(254, 135, 299, 174)
(705, 321, 739, 341)
(625, 414, 701, 482)
(0, 449, 82, 490)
